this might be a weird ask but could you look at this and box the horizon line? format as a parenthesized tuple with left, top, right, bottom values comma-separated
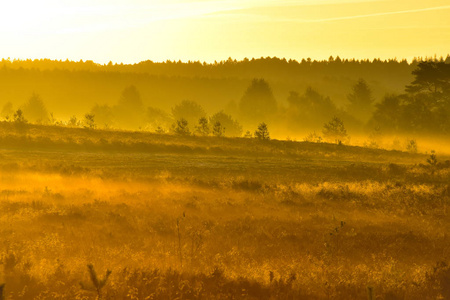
(1, 54, 450, 66)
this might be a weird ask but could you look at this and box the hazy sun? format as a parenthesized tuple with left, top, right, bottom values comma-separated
(1, 0, 449, 63)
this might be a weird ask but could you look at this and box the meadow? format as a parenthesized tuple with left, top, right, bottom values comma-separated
(1, 122, 450, 299)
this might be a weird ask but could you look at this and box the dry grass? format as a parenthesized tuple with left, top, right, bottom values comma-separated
(0, 124, 449, 299)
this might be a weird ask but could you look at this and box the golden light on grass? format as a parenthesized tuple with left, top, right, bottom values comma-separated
(0, 0, 449, 299)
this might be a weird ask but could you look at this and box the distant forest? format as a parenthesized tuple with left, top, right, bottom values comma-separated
(1, 55, 449, 139)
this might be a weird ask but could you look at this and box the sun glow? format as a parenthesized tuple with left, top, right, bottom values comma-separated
(0, 0, 449, 63)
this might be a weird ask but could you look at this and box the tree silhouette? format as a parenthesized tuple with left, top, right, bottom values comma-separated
(172, 100, 206, 131)
(427, 150, 438, 175)
(255, 122, 270, 140)
(13, 109, 27, 124)
(146, 106, 172, 132)
(210, 111, 242, 137)
(368, 94, 403, 133)
(286, 87, 337, 129)
(79, 264, 111, 299)
(84, 114, 96, 129)
(68, 115, 80, 127)
(212, 121, 225, 137)
(406, 61, 450, 94)
(173, 118, 190, 135)
(346, 78, 374, 121)
(239, 79, 277, 124)
(195, 117, 210, 136)
(118, 85, 144, 111)
(114, 85, 145, 129)
(22, 93, 49, 124)
(322, 117, 348, 144)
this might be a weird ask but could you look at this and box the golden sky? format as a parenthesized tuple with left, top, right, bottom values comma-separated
(1, 0, 449, 64)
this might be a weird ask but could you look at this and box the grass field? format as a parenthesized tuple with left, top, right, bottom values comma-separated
(1, 122, 450, 299)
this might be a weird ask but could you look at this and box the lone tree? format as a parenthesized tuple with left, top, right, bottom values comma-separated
(322, 117, 348, 144)
(255, 122, 270, 140)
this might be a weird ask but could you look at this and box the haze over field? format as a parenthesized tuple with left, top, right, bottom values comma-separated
(1, 1, 450, 299)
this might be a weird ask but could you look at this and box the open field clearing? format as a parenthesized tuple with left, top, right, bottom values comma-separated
(0, 124, 449, 299)
(2, 0, 449, 298)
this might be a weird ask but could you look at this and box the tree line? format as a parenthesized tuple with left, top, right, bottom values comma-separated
(1, 59, 449, 142)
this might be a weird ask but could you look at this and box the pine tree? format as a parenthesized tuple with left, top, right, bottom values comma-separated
(347, 78, 374, 121)
(255, 122, 270, 140)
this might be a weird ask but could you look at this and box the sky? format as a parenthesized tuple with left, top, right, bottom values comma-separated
(0, 0, 449, 64)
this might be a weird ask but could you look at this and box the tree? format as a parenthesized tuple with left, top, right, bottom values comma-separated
(406, 139, 418, 153)
(84, 114, 96, 129)
(368, 62, 450, 134)
(286, 87, 338, 129)
(79, 264, 111, 299)
(427, 150, 438, 175)
(68, 115, 80, 127)
(346, 78, 374, 121)
(146, 107, 172, 132)
(209, 111, 242, 137)
(22, 93, 49, 124)
(406, 61, 450, 94)
(172, 100, 206, 131)
(91, 104, 114, 128)
(118, 85, 144, 111)
(368, 94, 403, 133)
(212, 121, 225, 137)
(195, 117, 210, 136)
(239, 79, 277, 124)
(255, 122, 270, 140)
(173, 118, 190, 136)
(114, 85, 145, 129)
(322, 117, 348, 144)
(404, 61, 450, 133)
(13, 109, 27, 124)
